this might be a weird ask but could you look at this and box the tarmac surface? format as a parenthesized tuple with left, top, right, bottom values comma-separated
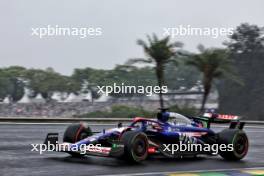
(0, 123, 263, 176)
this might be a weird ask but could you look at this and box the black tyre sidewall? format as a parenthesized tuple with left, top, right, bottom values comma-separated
(218, 129, 249, 160)
(121, 131, 149, 163)
(63, 123, 92, 157)
(63, 123, 92, 143)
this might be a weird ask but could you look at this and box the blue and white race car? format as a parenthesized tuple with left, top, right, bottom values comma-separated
(44, 109, 249, 163)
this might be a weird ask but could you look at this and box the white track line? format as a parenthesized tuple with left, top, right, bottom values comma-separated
(97, 167, 264, 176)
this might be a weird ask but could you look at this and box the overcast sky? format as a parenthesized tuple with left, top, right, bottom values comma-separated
(0, 0, 263, 75)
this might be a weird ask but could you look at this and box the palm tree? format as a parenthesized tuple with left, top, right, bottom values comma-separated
(127, 34, 182, 108)
(186, 46, 233, 113)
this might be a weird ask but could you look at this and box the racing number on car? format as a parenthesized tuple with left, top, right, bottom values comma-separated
(179, 133, 197, 144)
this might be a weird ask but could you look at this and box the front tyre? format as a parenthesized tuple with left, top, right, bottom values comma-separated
(121, 131, 149, 163)
(63, 123, 92, 157)
(218, 129, 249, 161)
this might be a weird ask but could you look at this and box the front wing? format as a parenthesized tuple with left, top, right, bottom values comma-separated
(43, 133, 124, 157)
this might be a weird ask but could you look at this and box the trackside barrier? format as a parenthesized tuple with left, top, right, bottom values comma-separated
(0, 117, 132, 123)
(0, 117, 264, 125)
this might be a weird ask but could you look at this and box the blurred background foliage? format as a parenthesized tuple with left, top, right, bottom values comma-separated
(0, 23, 264, 119)
(77, 105, 197, 118)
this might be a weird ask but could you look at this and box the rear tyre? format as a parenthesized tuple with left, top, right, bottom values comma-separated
(218, 129, 249, 161)
(120, 131, 148, 163)
(63, 123, 92, 157)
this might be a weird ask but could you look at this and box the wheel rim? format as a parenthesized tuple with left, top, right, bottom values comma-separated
(132, 137, 147, 157)
(234, 134, 248, 155)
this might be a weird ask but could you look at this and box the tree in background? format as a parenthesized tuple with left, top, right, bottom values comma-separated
(72, 65, 157, 99)
(219, 23, 264, 120)
(226, 23, 264, 53)
(0, 66, 26, 101)
(0, 66, 80, 102)
(127, 34, 183, 108)
(25, 68, 79, 99)
(164, 60, 201, 90)
(186, 45, 234, 112)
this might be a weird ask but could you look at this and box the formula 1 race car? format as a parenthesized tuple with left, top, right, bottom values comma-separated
(44, 109, 249, 163)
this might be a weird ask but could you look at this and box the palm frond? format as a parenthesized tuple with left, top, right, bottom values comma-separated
(125, 58, 153, 65)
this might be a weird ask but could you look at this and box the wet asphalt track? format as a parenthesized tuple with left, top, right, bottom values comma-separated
(0, 123, 264, 176)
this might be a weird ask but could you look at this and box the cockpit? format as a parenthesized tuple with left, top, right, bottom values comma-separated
(167, 112, 192, 126)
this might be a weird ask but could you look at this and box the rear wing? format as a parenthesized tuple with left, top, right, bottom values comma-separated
(203, 113, 241, 122)
(191, 113, 245, 129)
